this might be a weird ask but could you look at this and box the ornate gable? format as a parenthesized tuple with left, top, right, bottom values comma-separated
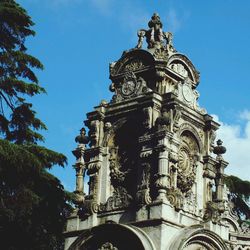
(65, 13, 250, 250)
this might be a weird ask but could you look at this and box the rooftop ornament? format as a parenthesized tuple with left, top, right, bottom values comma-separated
(213, 139, 227, 160)
(136, 13, 175, 52)
(75, 127, 89, 146)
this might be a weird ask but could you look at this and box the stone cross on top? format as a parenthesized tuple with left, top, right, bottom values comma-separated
(136, 13, 175, 51)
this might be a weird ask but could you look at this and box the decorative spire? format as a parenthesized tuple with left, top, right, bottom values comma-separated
(148, 13, 163, 29)
(136, 13, 175, 52)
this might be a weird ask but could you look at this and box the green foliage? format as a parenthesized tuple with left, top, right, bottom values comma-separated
(0, 0, 45, 144)
(0, 1, 73, 249)
(225, 175, 250, 220)
(0, 139, 72, 249)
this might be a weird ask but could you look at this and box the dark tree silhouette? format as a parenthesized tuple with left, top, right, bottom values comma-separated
(0, 1, 72, 249)
(225, 175, 250, 220)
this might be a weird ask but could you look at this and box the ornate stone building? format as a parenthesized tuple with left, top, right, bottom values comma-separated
(64, 14, 250, 250)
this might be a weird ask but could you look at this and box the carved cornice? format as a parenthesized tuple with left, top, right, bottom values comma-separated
(104, 92, 162, 120)
(204, 114, 220, 131)
(140, 149, 153, 158)
(138, 133, 154, 143)
(84, 146, 104, 158)
(181, 111, 205, 130)
(154, 130, 173, 140)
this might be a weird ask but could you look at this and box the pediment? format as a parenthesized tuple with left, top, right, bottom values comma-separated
(110, 49, 155, 78)
(167, 53, 200, 86)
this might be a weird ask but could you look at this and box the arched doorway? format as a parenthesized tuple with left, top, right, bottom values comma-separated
(169, 226, 228, 250)
(68, 223, 155, 250)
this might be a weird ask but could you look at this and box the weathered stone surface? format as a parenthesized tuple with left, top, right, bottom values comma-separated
(64, 14, 250, 250)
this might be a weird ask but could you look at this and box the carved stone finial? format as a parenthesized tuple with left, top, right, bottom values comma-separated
(136, 13, 175, 52)
(148, 13, 163, 30)
(213, 139, 226, 156)
(75, 127, 89, 145)
(100, 99, 108, 106)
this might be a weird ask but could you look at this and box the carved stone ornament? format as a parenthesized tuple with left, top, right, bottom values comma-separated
(87, 161, 101, 175)
(183, 241, 215, 250)
(241, 221, 250, 234)
(155, 109, 170, 131)
(75, 127, 89, 146)
(178, 149, 192, 175)
(182, 84, 193, 103)
(89, 120, 100, 147)
(99, 186, 133, 212)
(209, 130, 216, 152)
(109, 147, 129, 186)
(121, 78, 136, 96)
(173, 107, 181, 132)
(169, 151, 178, 164)
(183, 190, 197, 214)
(155, 173, 169, 191)
(171, 63, 188, 78)
(136, 189, 151, 206)
(167, 54, 200, 85)
(177, 147, 197, 193)
(98, 242, 118, 250)
(124, 59, 145, 72)
(81, 195, 99, 215)
(180, 82, 206, 115)
(135, 13, 176, 52)
(203, 201, 227, 223)
(167, 187, 183, 210)
(111, 72, 150, 102)
(140, 163, 151, 189)
(177, 132, 199, 193)
(136, 163, 152, 206)
(153, 47, 169, 60)
(142, 107, 152, 129)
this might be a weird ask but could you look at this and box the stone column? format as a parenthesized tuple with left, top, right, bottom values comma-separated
(155, 138, 170, 202)
(74, 145, 85, 193)
(75, 163, 85, 195)
(213, 139, 228, 201)
(72, 128, 89, 205)
(215, 177, 223, 201)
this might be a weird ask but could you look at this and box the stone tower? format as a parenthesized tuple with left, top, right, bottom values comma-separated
(64, 14, 250, 250)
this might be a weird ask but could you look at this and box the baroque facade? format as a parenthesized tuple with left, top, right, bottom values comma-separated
(64, 14, 250, 250)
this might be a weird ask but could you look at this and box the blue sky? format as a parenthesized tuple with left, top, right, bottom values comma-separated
(19, 0, 250, 190)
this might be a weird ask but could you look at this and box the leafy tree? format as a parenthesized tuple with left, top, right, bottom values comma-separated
(0, 0, 72, 249)
(225, 175, 250, 220)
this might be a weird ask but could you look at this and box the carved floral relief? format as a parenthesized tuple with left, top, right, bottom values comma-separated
(177, 131, 199, 193)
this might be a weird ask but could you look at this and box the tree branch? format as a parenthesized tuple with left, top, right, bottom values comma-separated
(0, 91, 14, 111)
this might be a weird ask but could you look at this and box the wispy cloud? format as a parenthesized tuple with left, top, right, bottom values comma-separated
(24, 0, 188, 37)
(166, 9, 182, 32)
(239, 109, 250, 120)
(119, 6, 149, 33)
(90, 0, 114, 16)
(212, 111, 250, 181)
(161, 8, 190, 33)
